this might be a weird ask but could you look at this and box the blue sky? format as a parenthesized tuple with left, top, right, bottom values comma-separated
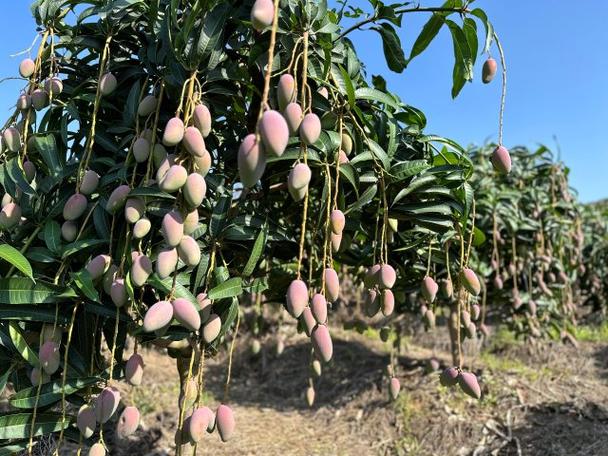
(1, 1, 606, 202)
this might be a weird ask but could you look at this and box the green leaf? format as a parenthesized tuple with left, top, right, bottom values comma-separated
(210, 193, 232, 239)
(0, 279, 76, 304)
(8, 322, 39, 368)
(346, 184, 377, 214)
(0, 412, 69, 440)
(10, 376, 99, 409)
(32, 135, 62, 177)
(389, 160, 430, 181)
(0, 366, 12, 397)
(242, 225, 267, 277)
(470, 8, 494, 54)
(337, 65, 356, 108)
(409, 13, 444, 63)
(147, 274, 199, 309)
(373, 23, 407, 73)
(61, 239, 107, 259)
(128, 187, 175, 200)
(195, 3, 230, 61)
(0, 244, 33, 281)
(6, 159, 35, 197)
(207, 277, 243, 300)
(354, 87, 400, 110)
(44, 221, 62, 255)
(445, 19, 473, 98)
(71, 270, 100, 302)
(0, 305, 69, 324)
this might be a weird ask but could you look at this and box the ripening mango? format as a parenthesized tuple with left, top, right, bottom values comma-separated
(29, 367, 49, 386)
(311, 359, 322, 377)
(421, 276, 439, 303)
(306, 386, 315, 407)
(172, 298, 201, 332)
(288, 163, 311, 201)
(131, 254, 152, 287)
(527, 300, 537, 316)
(259, 110, 289, 156)
(465, 322, 477, 339)
(311, 323, 333, 362)
(364, 264, 381, 288)
(102, 264, 118, 295)
(300, 113, 321, 145)
(152, 143, 167, 169)
(44, 77, 63, 96)
(439, 366, 459, 387)
(156, 247, 178, 279)
(238, 134, 266, 188)
(88, 443, 106, 456)
(138, 94, 157, 117)
(110, 278, 128, 307)
(183, 209, 199, 235)
(177, 235, 201, 267)
(31, 89, 49, 111)
(0, 202, 21, 230)
(3, 126, 20, 152)
(19, 58, 35, 78)
(161, 116, 185, 147)
(183, 173, 206, 207)
(99, 72, 117, 96)
(124, 197, 145, 223)
(77, 404, 96, 438)
(133, 217, 151, 239)
(143, 300, 174, 332)
(482, 57, 497, 84)
(203, 313, 222, 343)
(116, 406, 140, 438)
(125, 353, 144, 386)
(21, 161, 35, 184)
(440, 278, 453, 299)
(216, 404, 235, 442)
(193, 150, 212, 176)
(132, 137, 150, 163)
(283, 102, 303, 135)
(301, 306, 316, 337)
(389, 377, 400, 400)
(106, 185, 131, 213)
(330, 209, 345, 235)
(156, 154, 176, 182)
(493, 275, 503, 290)
(17, 94, 31, 110)
(250, 0, 274, 31)
(491, 145, 511, 174)
(161, 210, 184, 247)
(471, 304, 481, 320)
(86, 254, 111, 281)
(61, 221, 78, 242)
(80, 170, 100, 195)
(341, 133, 353, 156)
(159, 164, 188, 193)
(379, 264, 396, 289)
(63, 193, 87, 221)
(324, 268, 340, 302)
(381, 289, 395, 316)
(423, 309, 436, 329)
(458, 372, 481, 399)
(311, 293, 327, 324)
(189, 407, 214, 442)
(338, 150, 349, 164)
(277, 74, 295, 111)
(318, 86, 329, 99)
(364, 288, 380, 317)
(460, 268, 481, 296)
(196, 292, 212, 322)
(330, 232, 342, 253)
(193, 104, 212, 137)
(183, 126, 206, 157)
(39, 340, 60, 375)
(286, 279, 308, 318)
(95, 386, 121, 423)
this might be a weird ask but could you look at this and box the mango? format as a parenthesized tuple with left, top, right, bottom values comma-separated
(80, 170, 100, 195)
(311, 323, 333, 362)
(162, 117, 185, 147)
(116, 406, 140, 438)
(238, 134, 266, 188)
(183, 126, 206, 157)
(379, 264, 396, 289)
(440, 278, 453, 299)
(288, 163, 311, 201)
(458, 372, 481, 399)
(99, 72, 117, 96)
(482, 57, 497, 83)
(311, 293, 327, 324)
(286, 279, 308, 318)
(324, 268, 340, 302)
(491, 145, 511, 174)
(251, 0, 274, 31)
(77, 404, 96, 438)
(461, 310, 471, 326)
(330, 209, 345, 235)
(301, 306, 316, 336)
(131, 254, 152, 287)
(465, 322, 477, 338)
(389, 377, 400, 400)
(31, 89, 49, 111)
(311, 359, 322, 377)
(193, 104, 212, 137)
(161, 210, 184, 247)
(318, 87, 329, 99)
(421, 276, 438, 303)
(460, 268, 481, 296)
(88, 443, 106, 456)
(3, 126, 21, 152)
(381, 289, 394, 316)
(21, 161, 35, 183)
(153, 143, 168, 169)
(439, 367, 459, 387)
(44, 77, 63, 96)
(156, 154, 175, 181)
(61, 221, 78, 242)
(1, 194, 13, 208)
(110, 278, 128, 307)
(0, 202, 21, 229)
(493, 275, 503, 290)
(423, 309, 435, 329)
(156, 247, 178, 279)
(365, 288, 380, 317)
(276, 338, 285, 356)
(132, 137, 150, 163)
(364, 264, 381, 288)
(172, 298, 201, 331)
(143, 300, 174, 332)
(283, 102, 302, 135)
(39, 340, 60, 375)
(95, 386, 121, 423)
(177, 235, 201, 267)
(216, 404, 235, 442)
(300, 113, 321, 145)
(341, 133, 353, 156)
(124, 197, 145, 223)
(86, 254, 111, 281)
(63, 193, 87, 221)
(106, 184, 131, 213)
(17, 94, 31, 110)
(527, 300, 537, 316)
(19, 58, 35, 78)
(277, 74, 295, 111)
(41, 324, 62, 344)
(251, 339, 261, 355)
(102, 264, 118, 294)
(306, 386, 315, 407)
(159, 164, 188, 193)
(193, 150, 212, 176)
(471, 304, 481, 320)
(189, 407, 214, 442)
(125, 353, 144, 386)
(331, 232, 342, 253)
(138, 94, 157, 117)
(259, 110, 289, 156)
(338, 150, 349, 164)
(183, 173, 206, 207)
(203, 313, 222, 343)
(183, 209, 199, 235)
(29, 367, 50, 386)
(131, 217, 150, 239)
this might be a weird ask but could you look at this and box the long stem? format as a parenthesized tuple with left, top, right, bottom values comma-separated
(494, 31, 507, 146)
(256, 0, 281, 123)
(223, 311, 241, 402)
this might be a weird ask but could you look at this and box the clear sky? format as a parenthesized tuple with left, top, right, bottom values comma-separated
(1, 1, 606, 202)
